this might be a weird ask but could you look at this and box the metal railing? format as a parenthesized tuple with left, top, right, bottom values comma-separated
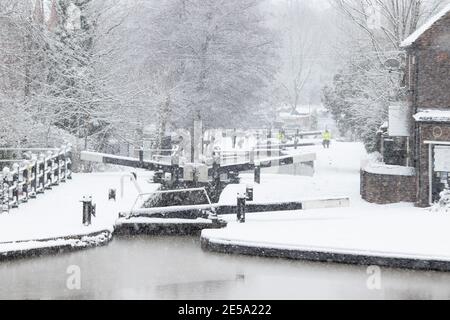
(0, 145, 73, 213)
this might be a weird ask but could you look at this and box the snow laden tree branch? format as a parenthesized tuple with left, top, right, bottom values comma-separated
(1, 0, 278, 156)
(0, 0, 128, 153)
(143, 0, 279, 131)
(323, 0, 448, 151)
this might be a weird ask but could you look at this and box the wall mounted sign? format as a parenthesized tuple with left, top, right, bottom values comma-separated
(388, 105, 410, 137)
(434, 145, 450, 172)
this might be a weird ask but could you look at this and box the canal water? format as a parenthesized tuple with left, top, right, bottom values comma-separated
(1, 236, 450, 300)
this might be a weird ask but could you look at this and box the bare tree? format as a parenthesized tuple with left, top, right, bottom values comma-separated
(332, 0, 448, 59)
(275, 0, 319, 113)
(322, 0, 449, 150)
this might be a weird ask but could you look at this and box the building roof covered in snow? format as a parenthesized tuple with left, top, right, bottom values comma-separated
(413, 109, 450, 122)
(401, 4, 450, 48)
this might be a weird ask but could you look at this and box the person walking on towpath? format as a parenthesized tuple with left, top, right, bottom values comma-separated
(322, 129, 331, 149)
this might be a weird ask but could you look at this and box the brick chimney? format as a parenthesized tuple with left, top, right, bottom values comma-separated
(33, 0, 44, 24)
(47, 0, 58, 31)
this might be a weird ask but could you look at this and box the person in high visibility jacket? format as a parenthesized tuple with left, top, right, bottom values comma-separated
(322, 130, 331, 149)
(277, 130, 286, 143)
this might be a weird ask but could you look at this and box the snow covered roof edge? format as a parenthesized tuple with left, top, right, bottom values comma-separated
(401, 4, 450, 48)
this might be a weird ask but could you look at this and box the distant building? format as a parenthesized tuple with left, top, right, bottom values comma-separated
(276, 109, 310, 130)
(275, 105, 326, 130)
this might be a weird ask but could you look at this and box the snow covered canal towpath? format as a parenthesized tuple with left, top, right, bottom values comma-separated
(203, 142, 450, 272)
(0, 171, 159, 258)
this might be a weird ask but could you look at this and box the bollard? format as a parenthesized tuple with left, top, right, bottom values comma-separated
(139, 147, 144, 164)
(81, 196, 96, 226)
(108, 189, 116, 201)
(246, 185, 254, 202)
(254, 165, 261, 184)
(237, 193, 246, 223)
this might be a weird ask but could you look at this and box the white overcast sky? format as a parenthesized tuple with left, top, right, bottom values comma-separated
(271, 0, 331, 10)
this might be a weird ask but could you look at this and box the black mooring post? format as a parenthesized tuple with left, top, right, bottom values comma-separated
(212, 160, 221, 200)
(81, 196, 96, 226)
(237, 194, 246, 223)
(254, 165, 261, 184)
(139, 147, 144, 165)
(108, 189, 116, 201)
(267, 129, 272, 157)
(246, 185, 254, 202)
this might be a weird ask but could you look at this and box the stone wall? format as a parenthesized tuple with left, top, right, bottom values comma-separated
(361, 170, 417, 204)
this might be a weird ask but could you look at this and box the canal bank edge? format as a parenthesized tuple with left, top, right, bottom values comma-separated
(0, 218, 228, 261)
(0, 230, 113, 261)
(200, 236, 450, 273)
(114, 217, 227, 236)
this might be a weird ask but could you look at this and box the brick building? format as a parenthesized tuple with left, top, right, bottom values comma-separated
(402, 4, 450, 207)
(362, 4, 450, 207)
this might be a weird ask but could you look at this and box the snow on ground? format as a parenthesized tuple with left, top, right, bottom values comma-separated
(203, 206, 450, 261)
(2, 140, 443, 262)
(220, 142, 366, 205)
(204, 141, 450, 262)
(0, 171, 159, 245)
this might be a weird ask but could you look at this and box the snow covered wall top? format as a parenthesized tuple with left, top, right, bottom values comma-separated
(401, 4, 450, 48)
(363, 162, 416, 177)
(414, 109, 450, 122)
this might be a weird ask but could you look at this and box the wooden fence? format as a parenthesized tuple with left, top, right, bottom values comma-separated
(0, 146, 72, 212)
